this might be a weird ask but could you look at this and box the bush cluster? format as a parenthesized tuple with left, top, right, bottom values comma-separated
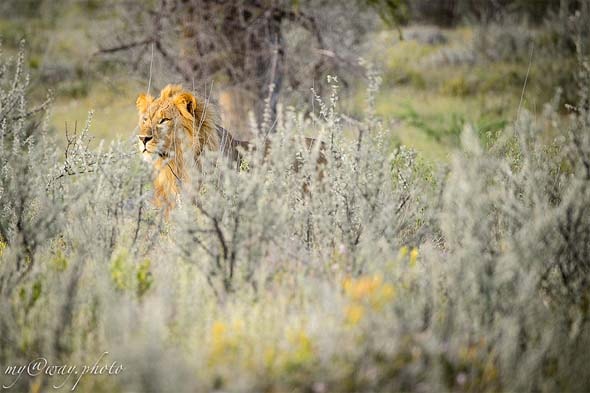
(1, 45, 590, 392)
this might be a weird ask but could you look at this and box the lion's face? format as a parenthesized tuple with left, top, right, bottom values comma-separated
(136, 99, 178, 161)
(136, 85, 199, 162)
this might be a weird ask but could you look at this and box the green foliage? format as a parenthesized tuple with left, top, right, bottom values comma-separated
(440, 75, 474, 96)
(136, 259, 153, 298)
(0, 40, 54, 268)
(57, 79, 90, 99)
(18, 279, 42, 310)
(364, 0, 409, 28)
(403, 0, 571, 26)
(110, 249, 131, 291)
(397, 103, 507, 145)
(52, 255, 68, 273)
(110, 250, 154, 297)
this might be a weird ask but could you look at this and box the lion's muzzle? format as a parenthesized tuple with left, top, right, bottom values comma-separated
(138, 135, 153, 147)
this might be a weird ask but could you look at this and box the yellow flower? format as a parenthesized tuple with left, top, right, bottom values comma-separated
(342, 277, 353, 294)
(208, 319, 241, 367)
(212, 321, 226, 339)
(345, 304, 364, 325)
(210, 321, 228, 357)
(409, 248, 419, 267)
(289, 330, 312, 352)
(398, 246, 409, 259)
(286, 329, 315, 366)
(0, 241, 6, 258)
(371, 283, 396, 310)
(343, 275, 382, 301)
(343, 274, 396, 309)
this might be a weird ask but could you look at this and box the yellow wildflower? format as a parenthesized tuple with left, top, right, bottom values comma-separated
(0, 241, 6, 258)
(345, 304, 364, 325)
(212, 321, 226, 337)
(398, 246, 409, 259)
(371, 282, 396, 310)
(409, 247, 419, 267)
(286, 329, 315, 366)
(209, 320, 229, 362)
(209, 321, 238, 364)
(343, 275, 382, 301)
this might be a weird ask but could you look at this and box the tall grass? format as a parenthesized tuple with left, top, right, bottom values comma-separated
(1, 43, 590, 392)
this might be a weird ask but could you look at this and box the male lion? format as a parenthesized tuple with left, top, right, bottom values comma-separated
(136, 84, 324, 213)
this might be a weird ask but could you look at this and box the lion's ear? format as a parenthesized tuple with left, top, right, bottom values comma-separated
(174, 92, 198, 119)
(160, 84, 183, 99)
(136, 93, 153, 114)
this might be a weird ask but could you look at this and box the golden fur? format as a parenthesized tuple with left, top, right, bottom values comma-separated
(136, 84, 219, 211)
(137, 84, 326, 214)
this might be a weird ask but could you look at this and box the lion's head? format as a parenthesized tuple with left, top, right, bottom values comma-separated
(136, 84, 219, 210)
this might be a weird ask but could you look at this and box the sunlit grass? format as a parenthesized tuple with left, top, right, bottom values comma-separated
(50, 79, 141, 144)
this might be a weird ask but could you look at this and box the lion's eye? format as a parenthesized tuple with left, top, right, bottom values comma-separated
(159, 118, 171, 124)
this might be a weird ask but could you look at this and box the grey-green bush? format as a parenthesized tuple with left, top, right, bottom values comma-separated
(1, 43, 590, 392)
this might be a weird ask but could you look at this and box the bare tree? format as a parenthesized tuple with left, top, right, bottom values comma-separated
(97, 0, 375, 133)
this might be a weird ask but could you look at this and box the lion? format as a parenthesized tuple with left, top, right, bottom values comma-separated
(136, 84, 325, 213)
(136, 84, 220, 211)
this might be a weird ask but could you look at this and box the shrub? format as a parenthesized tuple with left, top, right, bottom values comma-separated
(1, 44, 590, 392)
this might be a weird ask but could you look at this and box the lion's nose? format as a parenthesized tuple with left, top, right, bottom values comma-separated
(138, 135, 153, 146)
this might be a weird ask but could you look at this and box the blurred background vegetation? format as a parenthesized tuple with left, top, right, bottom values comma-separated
(3, 2, 590, 392)
(0, 0, 585, 161)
